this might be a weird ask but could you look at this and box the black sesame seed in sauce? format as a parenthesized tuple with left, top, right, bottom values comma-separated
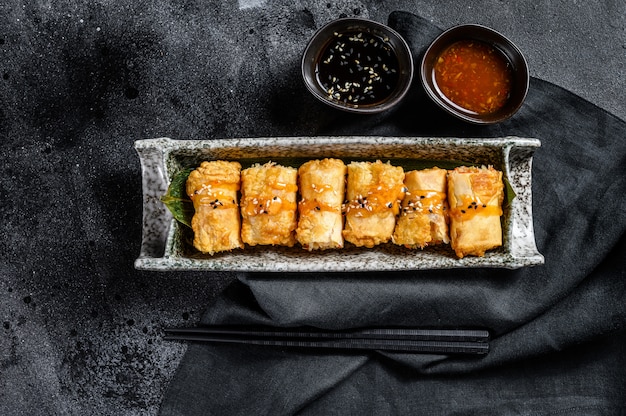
(317, 30, 399, 107)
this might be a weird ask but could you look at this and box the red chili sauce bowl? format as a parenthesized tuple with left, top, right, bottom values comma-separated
(421, 24, 529, 124)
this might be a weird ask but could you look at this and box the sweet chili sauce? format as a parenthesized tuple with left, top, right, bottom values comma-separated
(433, 40, 512, 115)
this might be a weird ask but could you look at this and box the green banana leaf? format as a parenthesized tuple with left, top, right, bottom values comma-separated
(160, 168, 194, 228)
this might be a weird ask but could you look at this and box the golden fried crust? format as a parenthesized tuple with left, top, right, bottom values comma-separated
(296, 158, 347, 250)
(447, 166, 504, 258)
(392, 167, 450, 248)
(186, 161, 243, 255)
(240, 162, 298, 246)
(343, 161, 405, 248)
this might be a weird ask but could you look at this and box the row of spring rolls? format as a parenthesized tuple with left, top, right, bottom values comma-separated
(185, 159, 504, 258)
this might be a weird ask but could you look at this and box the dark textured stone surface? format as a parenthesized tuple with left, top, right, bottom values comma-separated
(0, 1, 624, 414)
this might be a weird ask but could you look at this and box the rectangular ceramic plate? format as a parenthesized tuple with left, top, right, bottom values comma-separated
(134, 136, 544, 272)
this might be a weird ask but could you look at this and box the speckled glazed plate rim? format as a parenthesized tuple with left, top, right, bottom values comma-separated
(134, 136, 544, 272)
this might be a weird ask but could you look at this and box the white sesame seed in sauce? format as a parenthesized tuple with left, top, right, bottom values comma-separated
(317, 29, 400, 106)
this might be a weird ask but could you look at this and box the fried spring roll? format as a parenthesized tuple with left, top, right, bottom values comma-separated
(392, 167, 450, 248)
(447, 166, 504, 258)
(186, 161, 244, 255)
(240, 162, 298, 247)
(296, 159, 347, 250)
(343, 160, 405, 248)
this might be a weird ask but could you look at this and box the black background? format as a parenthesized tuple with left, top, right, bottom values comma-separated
(1, 1, 624, 414)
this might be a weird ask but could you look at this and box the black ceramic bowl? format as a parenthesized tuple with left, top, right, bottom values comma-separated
(302, 18, 413, 114)
(421, 24, 529, 124)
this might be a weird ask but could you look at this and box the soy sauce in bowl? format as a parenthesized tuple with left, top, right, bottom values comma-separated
(302, 18, 413, 114)
(316, 30, 400, 107)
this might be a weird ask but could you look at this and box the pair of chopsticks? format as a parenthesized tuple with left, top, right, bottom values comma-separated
(163, 326, 490, 355)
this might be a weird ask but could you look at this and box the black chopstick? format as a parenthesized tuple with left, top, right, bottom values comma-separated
(163, 326, 490, 355)
(164, 326, 489, 341)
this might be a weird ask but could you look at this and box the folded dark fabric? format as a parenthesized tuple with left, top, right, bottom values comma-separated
(160, 11, 626, 415)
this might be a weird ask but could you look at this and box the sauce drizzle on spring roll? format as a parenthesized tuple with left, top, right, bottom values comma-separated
(240, 162, 298, 247)
(343, 160, 405, 248)
(447, 165, 504, 258)
(392, 167, 450, 249)
(186, 161, 244, 255)
(296, 159, 347, 250)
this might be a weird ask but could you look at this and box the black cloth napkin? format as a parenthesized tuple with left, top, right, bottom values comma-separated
(160, 12, 626, 415)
